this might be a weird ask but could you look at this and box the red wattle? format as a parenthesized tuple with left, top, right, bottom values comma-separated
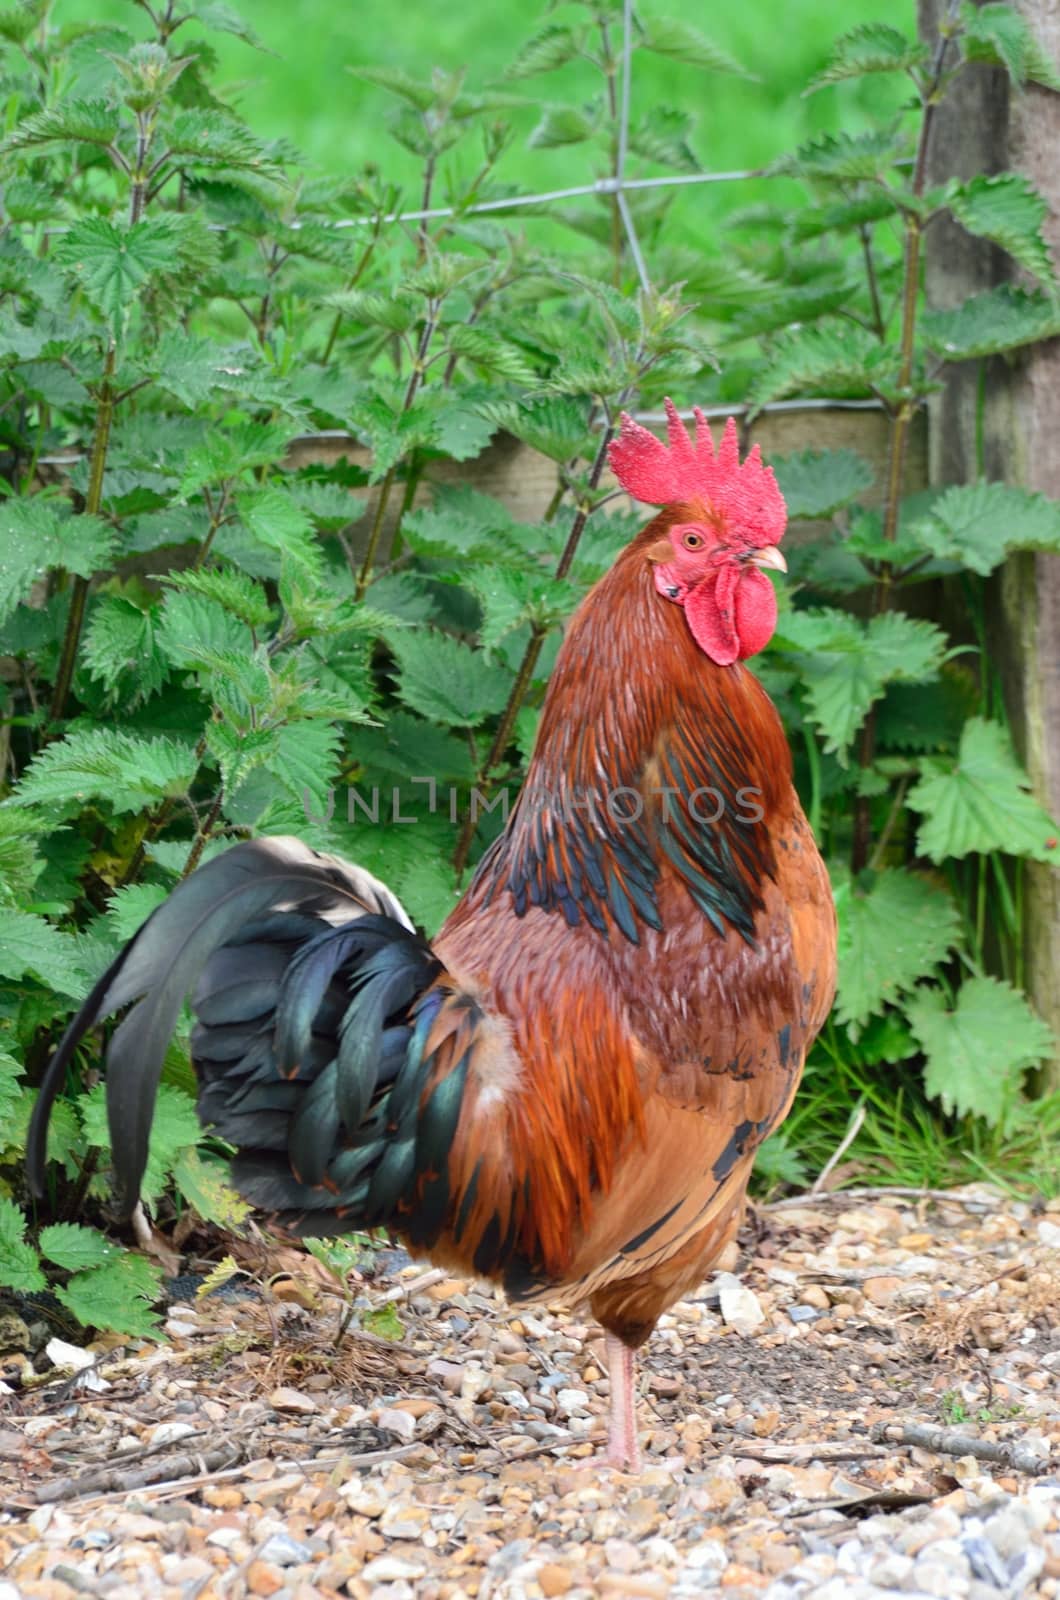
(684, 566, 776, 665)
(733, 566, 777, 659)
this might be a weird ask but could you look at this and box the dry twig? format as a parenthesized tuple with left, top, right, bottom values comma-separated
(870, 1421, 1052, 1476)
(761, 1185, 995, 1213)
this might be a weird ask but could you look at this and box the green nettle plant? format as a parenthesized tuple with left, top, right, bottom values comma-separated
(0, 0, 1058, 1335)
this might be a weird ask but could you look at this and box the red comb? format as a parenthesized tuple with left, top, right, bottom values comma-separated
(607, 399, 787, 548)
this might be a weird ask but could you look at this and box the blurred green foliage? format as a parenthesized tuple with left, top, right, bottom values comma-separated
(60, 0, 914, 249)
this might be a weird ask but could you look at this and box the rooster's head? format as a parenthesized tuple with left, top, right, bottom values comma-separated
(608, 399, 787, 667)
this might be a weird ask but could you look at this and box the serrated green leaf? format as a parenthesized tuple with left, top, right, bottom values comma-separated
(346, 393, 438, 482)
(81, 1081, 200, 1204)
(104, 883, 169, 944)
(772, 127, 908, 182)
(401, 486, 521, 560)
(390, 631, 511, 727)
(157, 589, 255, 674)
(172, 1148, 252, 1228)
(505, 22, 583, 78)
(178, 422, 295, 496)
(196, 1254, 242, 1299)
(185, 0, 267, 48)
(729, 280, 856, 340)
(476, 396, 593, 463)
(164, 109, 281, 175)
(876, 672, 980, 754)
(290, 480, 365, 531)
(431, 399, 498, 462)
(790, 190, 900, 240)
(352, 714, 475, 785)
(467, 566, 577, 651)
(0, 1197, 46, 1294)
(348, 64, 440, 111)
(39, 1222, 118, 1273)
(236, 487, 324, 584)
(364, 572, 438, 625)
(0, 910, 90, 998)
(770, 450, 874, 519)
(56, 1254, 162, 1338)
(911, 480, 1060, 575)
(908, 716, 1060, 862)
(1, 98, 119, 153)
(777, 609, 946, 757)
(323, 287, 417, 335)
(395, 851, 461, 936)
(946, 173, 1054, 285)
(922, 285, 1060, 361)
(264, 719, 343, 811)
(0, 812, 46, 907)
(205, 719, 276, 795)
(7, 1089, 81, 1175)
(304, 1234, 365, 1281)
(638, 16, 750, 76)
(753, 1129, 810, 1189)
(833, 868, 962, 1031)
(83, 594, 168, 706)
(444, 324, 536, 384)
(11, 729, 198, 814)
(164, 565, 274, 629)
(748, 325, 899, 414)
(405, 253, 487, 299)
(960, 2, 1060, 91)
(908, 977, 1055, 1125)
(0, 499, 116, 625)
(3, 176, 58, 223)
(628, 107, 700, 174)
(529, 104, 599, 149)
(0, 1, 45, 46)
(806, 23, 927, 93)
(362, 1301, 404, 1341)
(54, 216, 193, 336)
(0, 1048, 25, 1129)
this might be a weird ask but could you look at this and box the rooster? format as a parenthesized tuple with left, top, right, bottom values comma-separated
(29, 402, 836, 1470)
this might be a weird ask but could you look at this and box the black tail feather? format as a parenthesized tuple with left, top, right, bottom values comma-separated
(28, 838, 421, 1218)
(28, 835, 490, 1261)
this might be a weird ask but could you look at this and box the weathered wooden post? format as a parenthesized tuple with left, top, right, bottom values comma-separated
(920, 0, 1060, 1085)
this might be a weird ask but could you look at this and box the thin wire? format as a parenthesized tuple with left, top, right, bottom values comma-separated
(614, 0, 652, 295)
(616, 188, 651, 293)
(317, 168, 764, 233)
(617, 0, 635, 187)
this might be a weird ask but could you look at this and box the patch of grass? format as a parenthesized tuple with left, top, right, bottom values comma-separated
(762, 1028, 1060, 1201)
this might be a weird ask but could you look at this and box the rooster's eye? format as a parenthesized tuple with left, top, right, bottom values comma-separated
(682, 531, 704, 550)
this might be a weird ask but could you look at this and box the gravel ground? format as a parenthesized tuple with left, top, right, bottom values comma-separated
(0, 1184, 1057, 1600)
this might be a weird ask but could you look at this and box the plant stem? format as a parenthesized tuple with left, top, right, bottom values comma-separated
(321, 225, 384, 366)
(182, 788, 225, 879)
(867, 775, 910, 873)
(129, 108, 157, 224)
(193, 488, 230, 569)
(117, 732, 211, 887)
(851, 12, 958, 872)
(859, 223, 885, 339)
(452, 427, 616, 875)
(354, 306, 438, 598)
(975, 851, 987, 963)
(803, 726, 823, 841)
(49, 344, 117, 723)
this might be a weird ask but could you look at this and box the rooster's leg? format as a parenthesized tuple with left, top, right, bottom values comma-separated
(604, 1331, 641, 1471)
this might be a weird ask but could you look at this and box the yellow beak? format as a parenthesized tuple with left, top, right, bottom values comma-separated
(750, 546, 787, 574)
